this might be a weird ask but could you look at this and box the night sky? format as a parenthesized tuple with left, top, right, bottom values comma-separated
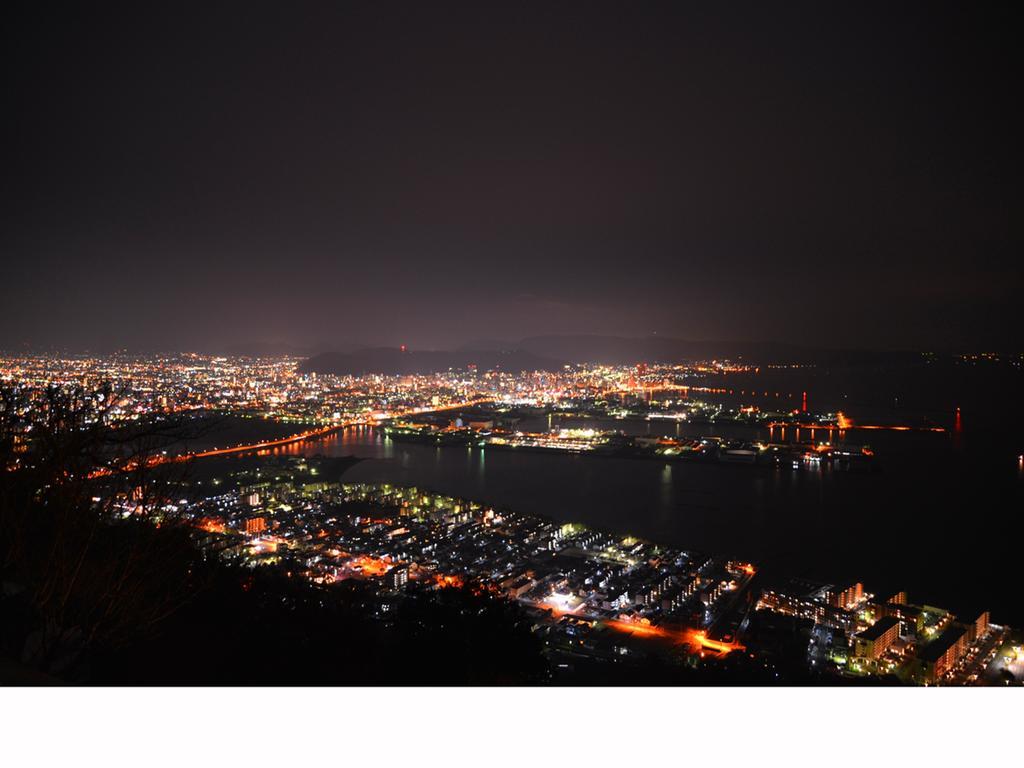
(3, 2, 1020, 352)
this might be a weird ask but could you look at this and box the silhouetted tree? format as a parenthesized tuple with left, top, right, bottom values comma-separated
(1, 384, 206, 675)
(1, 384, 552, 684)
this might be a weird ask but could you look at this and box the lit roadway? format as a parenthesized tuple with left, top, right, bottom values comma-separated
(532, 596, 744, 656)
(604, 619, 744, 655)
(90, 398, 492, 477)
(178, 398, 493, 462)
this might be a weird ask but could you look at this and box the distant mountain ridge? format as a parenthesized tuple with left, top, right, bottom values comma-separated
(299, 336, 917, 375)
(298, 347, 563, 376)
(516, 335, 793, 365)
(516, 335, 916, 366)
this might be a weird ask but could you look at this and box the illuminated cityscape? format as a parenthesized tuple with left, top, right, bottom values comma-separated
(0, 352, 760, 426)
(2, 9, 1022, 764)
(2, 350, 1019, 685)
(163, 465, 1019, 685)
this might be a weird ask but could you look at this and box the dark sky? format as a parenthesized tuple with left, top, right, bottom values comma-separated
(3, 1, 1021, 352)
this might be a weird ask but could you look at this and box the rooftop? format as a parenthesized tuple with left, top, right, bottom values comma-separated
(917, 625, 970, 663)
(857, 616, 900, 642)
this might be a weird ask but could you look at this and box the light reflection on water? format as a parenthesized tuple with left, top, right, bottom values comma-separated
(250, 421, 1020, 624)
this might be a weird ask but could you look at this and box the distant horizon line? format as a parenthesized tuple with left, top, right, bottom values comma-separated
(1, 336, 1020, 359)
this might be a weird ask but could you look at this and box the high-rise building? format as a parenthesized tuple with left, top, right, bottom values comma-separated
(971, 611, 990, 641)
(853, 616, 900, 660)
(826, 582, 864, 610)
(917, 625, 971, 683)
(386, 564, 409, 591)
(245, 517, 267, 536)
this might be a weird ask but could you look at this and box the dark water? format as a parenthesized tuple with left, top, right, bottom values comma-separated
(256, 424, 1021, 626)
(235, 363, 1024, 625)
